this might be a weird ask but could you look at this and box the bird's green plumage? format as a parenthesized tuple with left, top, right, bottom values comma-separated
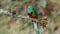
(32, 8, 38, 19)
(27, 5, 38, 19)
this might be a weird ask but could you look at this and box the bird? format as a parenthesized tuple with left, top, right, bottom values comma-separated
(27, 5, 41, 34)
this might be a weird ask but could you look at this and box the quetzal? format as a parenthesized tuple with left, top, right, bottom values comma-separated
(27, 5, 41, 34)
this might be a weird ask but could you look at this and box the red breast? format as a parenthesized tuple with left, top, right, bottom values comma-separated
(28, 14, 35, 18)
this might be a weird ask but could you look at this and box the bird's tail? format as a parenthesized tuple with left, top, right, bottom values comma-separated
(33, 22, 41, 34)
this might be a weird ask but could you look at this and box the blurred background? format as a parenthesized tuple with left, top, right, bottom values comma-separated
(0, 0, 60, 34)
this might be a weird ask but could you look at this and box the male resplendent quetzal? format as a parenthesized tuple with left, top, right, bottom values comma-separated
(27, 5, 41, 34)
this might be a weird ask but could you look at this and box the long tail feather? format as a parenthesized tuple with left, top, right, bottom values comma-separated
(33, 22, 41, 34)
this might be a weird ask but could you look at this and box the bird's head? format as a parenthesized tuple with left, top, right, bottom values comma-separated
(27, 5, 34, 13)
